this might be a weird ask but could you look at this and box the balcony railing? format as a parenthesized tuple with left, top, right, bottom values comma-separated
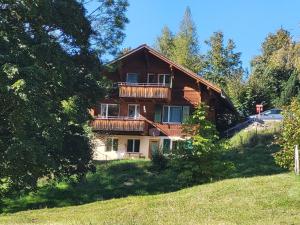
(91, 116, 145, 132)
(118, 82, 171, 99)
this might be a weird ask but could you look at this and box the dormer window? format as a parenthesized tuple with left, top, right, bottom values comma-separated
(126, 73, 138, 84)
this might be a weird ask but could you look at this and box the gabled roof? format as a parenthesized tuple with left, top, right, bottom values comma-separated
(109, 44, 235, 111)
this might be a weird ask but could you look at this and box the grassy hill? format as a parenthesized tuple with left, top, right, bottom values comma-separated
(0, 173, 299, 225)
(1, 123, 298, 225)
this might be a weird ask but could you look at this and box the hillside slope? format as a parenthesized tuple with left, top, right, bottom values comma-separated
(0, 173, 299, 225)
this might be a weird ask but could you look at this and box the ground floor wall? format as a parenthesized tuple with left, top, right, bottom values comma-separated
(93, 134, 185, 160)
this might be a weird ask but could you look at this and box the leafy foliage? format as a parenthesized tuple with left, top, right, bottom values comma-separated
(275, 98, 300, 169)
(169, 104, 229, 185)
(0, 0, 128, 194)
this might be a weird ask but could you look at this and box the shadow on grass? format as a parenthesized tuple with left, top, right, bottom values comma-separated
(0, 160, 181, 214)
(1, 130, 287, 214)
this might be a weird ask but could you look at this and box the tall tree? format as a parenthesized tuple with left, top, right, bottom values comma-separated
(156, 7, 203, 73)
(0, 0, 128, 194)
(249, 28, 294, 107)
(155, 26, 174, 59)
(203, 31, 243, 89)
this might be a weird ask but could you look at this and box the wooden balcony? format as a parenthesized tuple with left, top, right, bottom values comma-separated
(91, 117, 145, 132)
(118, 82, 171, 100)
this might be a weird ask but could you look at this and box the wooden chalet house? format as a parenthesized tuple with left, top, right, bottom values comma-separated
(90, 44, 235, 160)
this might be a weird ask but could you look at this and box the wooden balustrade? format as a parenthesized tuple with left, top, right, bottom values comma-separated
(118, 83, 171, 99)
(91, 117, 145, 132)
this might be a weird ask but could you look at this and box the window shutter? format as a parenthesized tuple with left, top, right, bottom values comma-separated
(182, 106, 190, 123)
(154, 105, 162, 122)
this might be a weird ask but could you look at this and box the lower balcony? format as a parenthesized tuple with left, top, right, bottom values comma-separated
(91, 117, 145, 132)
(118, 82, 171, 100)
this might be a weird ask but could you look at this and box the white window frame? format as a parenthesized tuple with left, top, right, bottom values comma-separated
(127, 139, 140, 153)
(106, 137, 118, 151)
(100, 103, 119, 118)
(158, 74, 170, 86)
(162, 105, 190, 124)
(128, 104, 140, 118)
(126, 73, 139, 83)
(147, 73, 157, 84)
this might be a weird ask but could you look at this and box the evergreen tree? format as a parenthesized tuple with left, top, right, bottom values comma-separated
(155, 26, 174, 59)
(203, 31, 243, 88)
(156, 7, 202, 73)
(173, 7, 202, 72)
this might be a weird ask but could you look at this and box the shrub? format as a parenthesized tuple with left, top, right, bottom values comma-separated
(169, 104, 230, 185)
(151, 148, 168, 170)
(275, 98, 300, 170)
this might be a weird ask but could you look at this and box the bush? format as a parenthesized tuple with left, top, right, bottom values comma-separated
(169, 104, 230, 185)
(151, 148, 168, 170)
(275, 98, 300, 170)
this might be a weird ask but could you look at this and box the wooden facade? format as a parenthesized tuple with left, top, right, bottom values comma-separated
(91, 45, 235, 136)
(92, 117, 145, 132)
(118, 83, 171, 100)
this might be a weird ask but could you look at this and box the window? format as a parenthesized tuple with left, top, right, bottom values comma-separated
(154, 105, 162, 122)
(126, 73, 138, 83)
(162, 106, 190, 123)
(147, 73, 158, 84)
(162, 139, 171, 154)
(100, 104, 119, 118)
(182, 106, 190, 122)
(106, 138, 118, 151)
(172, 140, 179, 151)
(127, 139, 140, 152)
(158, 74, 170, 86)
(128, 104, 140, 118)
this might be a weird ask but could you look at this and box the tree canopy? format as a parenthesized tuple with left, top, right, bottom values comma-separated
(0, 0, 128, 194)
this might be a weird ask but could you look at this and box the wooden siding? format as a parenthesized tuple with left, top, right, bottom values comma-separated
(92, 117, 145, 132)
(118, 83, 171, 99)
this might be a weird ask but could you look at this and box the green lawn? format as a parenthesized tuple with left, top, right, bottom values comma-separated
(1, 124, 297, 224)
(0, 173, 299, 225)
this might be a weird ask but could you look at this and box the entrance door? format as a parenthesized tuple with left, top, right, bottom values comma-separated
(148, 140, 159, 159)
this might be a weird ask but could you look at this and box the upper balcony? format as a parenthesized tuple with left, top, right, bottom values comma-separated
(91, 116, 146, 133)
(118, 82, 171, 100)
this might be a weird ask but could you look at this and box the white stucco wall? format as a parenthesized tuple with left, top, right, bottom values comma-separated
(93, 134, 185, 160)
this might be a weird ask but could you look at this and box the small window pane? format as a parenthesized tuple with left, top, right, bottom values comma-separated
(148, 74, 158, 83)
(172, 141, 178, 150)
(134, 140, 140, 152)
(127, 73, 138, 83)
(164, 75, 170, 84)
(106, 138, 112, 151)
(154, 105, 162, 122)
(127, 139, 133, 152)
(159, 75, 164, 84)
(182, 106, 190, 123)
(100, 104, 107, 117)
(108, 105, 119, 117)
(169, 106, 182, 123)
(112, 139, 118, 151)
(163, 106, 169, 122)
(128, 104, 140, 118)
(163, 139, 171, 153)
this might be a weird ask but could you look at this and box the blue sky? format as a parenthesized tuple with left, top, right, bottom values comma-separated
(120, 0, 300, 70)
